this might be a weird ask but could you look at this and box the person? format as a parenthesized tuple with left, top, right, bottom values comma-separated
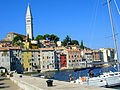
(69, 74, 72, 81)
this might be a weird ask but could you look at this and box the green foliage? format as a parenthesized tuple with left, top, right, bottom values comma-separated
(80, 40, 84, 49)
(29, 42, 32, 49)
(27, 34, 30, 42)
(44, 34, 50, 40)
(13, 35, 24, 46)
(36, 35, 44, 41)
(37, 39, 41, 48)
(32, 37, 34, 40)
(13, 35, 23, 43)
(69, 40, 79, 45)
(62, 35, 71, 46)
(49, 34, 59, 43)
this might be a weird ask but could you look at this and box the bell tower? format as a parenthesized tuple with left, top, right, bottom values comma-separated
(26, 3, 33, 39)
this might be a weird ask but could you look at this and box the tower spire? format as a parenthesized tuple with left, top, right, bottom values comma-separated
(26, 3, 33, 39)
(26, 3, 32, 16)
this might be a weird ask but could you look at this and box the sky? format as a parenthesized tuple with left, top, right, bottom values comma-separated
(0, 0, 120, 50)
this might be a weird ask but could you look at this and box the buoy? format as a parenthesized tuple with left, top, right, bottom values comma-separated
(81, 77, 85, 82)
(54, 73, 56, 75)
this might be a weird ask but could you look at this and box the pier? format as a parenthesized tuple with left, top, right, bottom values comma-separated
(10, 73, 115, 90)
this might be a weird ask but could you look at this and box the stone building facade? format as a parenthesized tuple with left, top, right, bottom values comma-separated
(3, 32, 26, 41)
(40, 48, 55, 71)
(0, 47, 10, 72)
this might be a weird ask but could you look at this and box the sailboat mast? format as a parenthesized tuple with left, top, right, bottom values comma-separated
(107, 0, 119, 71)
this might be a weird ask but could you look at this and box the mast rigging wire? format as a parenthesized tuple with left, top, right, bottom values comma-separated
(114, 0, 120, 15)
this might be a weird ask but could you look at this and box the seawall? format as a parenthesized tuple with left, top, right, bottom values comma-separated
(10, 73, 115, 90)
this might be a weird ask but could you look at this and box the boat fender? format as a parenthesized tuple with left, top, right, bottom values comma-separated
(81, 77, 85, 82)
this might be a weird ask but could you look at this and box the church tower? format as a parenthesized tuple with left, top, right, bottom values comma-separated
(26, 3, 33, 39)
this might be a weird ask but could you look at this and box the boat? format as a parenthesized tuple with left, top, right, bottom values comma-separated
(71, 0, 120, 87)
(71, 69, 120, 87)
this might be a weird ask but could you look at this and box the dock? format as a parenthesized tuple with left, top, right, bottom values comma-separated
(10, 73, 116, 90)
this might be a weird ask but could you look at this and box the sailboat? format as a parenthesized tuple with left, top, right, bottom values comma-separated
(70, 0, 120, 87)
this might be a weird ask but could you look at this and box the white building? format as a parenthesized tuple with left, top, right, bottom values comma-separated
(0, 47, 10, 72)
(40, 48, 55, 71)
(26, 3, 33, 39)
(100, 48, 115, 64)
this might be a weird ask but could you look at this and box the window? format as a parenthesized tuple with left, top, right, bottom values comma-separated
(7, 58, 9, 62)
(64, 60, 66, 62)
(22, 59, 24, 62)
(28, 59, 31, 62)
(29, 63, 32, 65)
(38, 55, 40, 57)
(43, 57, 44, 59)
(64, 57, 66, 59)
(52, 56, 54, 59)
(2, 58, 4, 62)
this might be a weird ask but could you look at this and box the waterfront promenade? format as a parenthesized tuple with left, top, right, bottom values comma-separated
(0, 77, 22, 90)
(10, 73, 116, 90)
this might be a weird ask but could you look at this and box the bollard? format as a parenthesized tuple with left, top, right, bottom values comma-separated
(46, 80, 53, 87)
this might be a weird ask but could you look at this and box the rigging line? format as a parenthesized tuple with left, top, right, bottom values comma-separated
(89, 0, 99, 48)
(114, 0, 120, 15)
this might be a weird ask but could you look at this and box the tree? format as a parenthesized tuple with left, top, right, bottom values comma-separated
(37, 39, 40, 48)
(13, 35, 23, 44)
(35, 35, 44, 41)
(13, 35, 24, 47)
(69, 40, 79, 45)
(62, 35, 71, 46)
(29, 42, 32, 49)
(49, 34, 59, 42)
(44, 34, 50, 40)
(27, 34, 30, 42)
(80, 40, 84, 49)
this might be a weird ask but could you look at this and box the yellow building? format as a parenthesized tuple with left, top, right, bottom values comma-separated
(24, 42, 30, 49)
(21, 49, 32, 71)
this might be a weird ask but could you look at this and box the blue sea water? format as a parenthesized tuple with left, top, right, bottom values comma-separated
(37, 66, 120, 89)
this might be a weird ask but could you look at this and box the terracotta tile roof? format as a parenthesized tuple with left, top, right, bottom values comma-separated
(9, 47, 21, 49)
(0, 47, 21, 51)
(44, 43, 50, 45)
(56, 47, 66, 50)
(85, 50, 93, 54)
(67, 45, 79, 47)
(29, 49, 40, 51)
(82, 58, 86, 59)
(40, 48, 54, 51)
(23, 37, 27, 41)
(0, 47, 9, 51)
(93, 50, 101, 53)
(8, 32, 26, 37)
(66, 49, 80, 52)
(50, 42, 55, 45)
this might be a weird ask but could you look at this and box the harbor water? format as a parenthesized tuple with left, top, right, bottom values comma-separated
(36, 66, 120, 89)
